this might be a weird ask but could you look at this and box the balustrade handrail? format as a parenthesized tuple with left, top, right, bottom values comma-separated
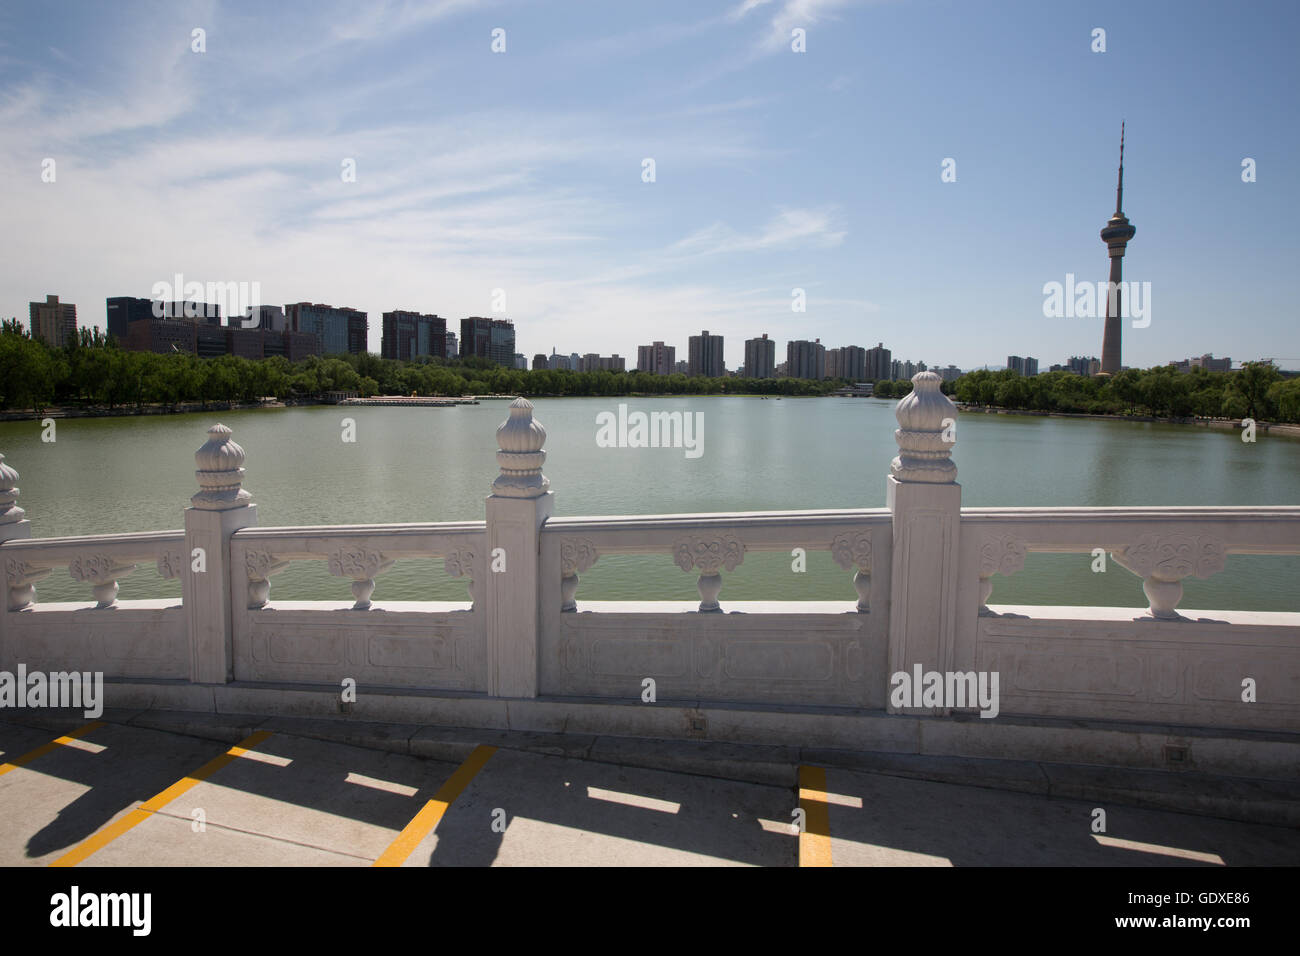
(0, 528, 184, 552)
(544, 508, 890, 533)
(962, 506, 1300, 555)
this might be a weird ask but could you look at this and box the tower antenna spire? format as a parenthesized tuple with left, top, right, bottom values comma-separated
(1115, 121, 1125, 215)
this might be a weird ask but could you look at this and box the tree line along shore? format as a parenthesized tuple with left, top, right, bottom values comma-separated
(2, 321, 1297, 425)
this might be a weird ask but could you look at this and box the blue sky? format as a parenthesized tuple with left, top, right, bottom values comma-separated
(1, 0, 1297, 370)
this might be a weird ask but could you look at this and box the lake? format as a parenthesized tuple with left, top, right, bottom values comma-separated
(2, 397, 1297, 610)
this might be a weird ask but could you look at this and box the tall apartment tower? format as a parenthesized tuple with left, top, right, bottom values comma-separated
(687, 330, 724, 378)
(29, 295, 77, 347)
(744, 334, 776, 379)
(637, 341, 676, 375)
(865, 342, 892, 381)
(786, 338, 826, 380)
(1099, 123, 1137, 376)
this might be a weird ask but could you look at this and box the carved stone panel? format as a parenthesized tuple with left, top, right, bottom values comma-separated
(560, 538, 598, 575)
(978, 535, 1026, 578)
(1112, 533, 1227, 582)
(672, 533, 744, 574)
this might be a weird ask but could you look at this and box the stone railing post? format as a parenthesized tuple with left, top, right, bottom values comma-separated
(1, 452, 48, 636)
(484, 398, 553, 697)
(886, 372, 961, 715)
(184, 424, 257, 684)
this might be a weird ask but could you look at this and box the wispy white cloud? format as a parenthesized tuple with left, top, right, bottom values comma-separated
(669, 207, 846, 257)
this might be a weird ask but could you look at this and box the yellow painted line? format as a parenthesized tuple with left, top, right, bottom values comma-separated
(373, 745, 497, 867)
(0, 722, 104, 777)
(798, 765, 833, 867)
(50, 730, 274, 867)
(1092, 834, 1225, 865)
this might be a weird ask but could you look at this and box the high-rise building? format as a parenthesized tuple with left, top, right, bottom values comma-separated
(865, 342, 892, 381)
(673, 360, 688, 375)
(936, 365, 962, 382)
(688, 330, 724, 378)
(29, 295, 78, 347)
(106, 296, 154, 341)
(460, 318, 516, 365)
(786, 339, 826, 379)
(637, 341, 676, 375)
(1169, 353, 1232, 374)
(1100, 123, 1137, 376)
(891, 358, 926, 381)
(825, 345, 866, 380)
(744, 334, 776, 379)
(514, 353, 528, 370)
(286, 303, 368, 355)
(160, 302, 222, 324)
(532, 353, 548, 370)
(233, 305, 286, 332)
(445, 331, 457, 359)
(381, 311, 446, 361)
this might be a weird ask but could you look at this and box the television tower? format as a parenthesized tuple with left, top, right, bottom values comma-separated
(1099, 123, 1136, 376)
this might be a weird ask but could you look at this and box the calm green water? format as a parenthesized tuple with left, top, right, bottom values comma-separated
(2, 398, 1297, 610)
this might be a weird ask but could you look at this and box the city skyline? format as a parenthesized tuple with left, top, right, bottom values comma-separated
(14, 289, 1267, 378)
(2, 2, 1297, 370)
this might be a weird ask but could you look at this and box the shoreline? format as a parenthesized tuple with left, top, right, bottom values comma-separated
(955, 404, 1300, 437)
(4, 396, 1300, 438)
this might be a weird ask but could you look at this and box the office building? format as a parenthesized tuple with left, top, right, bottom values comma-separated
(106, 296, 154, 341)
(1170, 353, 1232, 374)
(459, 317, 516, 366)
(233, 305, 286, 332)
(286, 303, 368, 355)
(381, 311, 446, 362)
(160, 302, 222, 324)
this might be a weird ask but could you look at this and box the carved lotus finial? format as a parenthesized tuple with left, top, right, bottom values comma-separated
(0, 452, 25, 527)
(890, 371, 958, 484)
(492, 399, 549, 498)
(191, 422, 253, 511)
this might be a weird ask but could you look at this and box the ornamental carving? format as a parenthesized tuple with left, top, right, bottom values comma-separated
(245, 549, 279, 580)
(69, 553, 134, 585)
(1112, 533, 1226, 582)
(157, 549, 184, 580)
(328, 547, 388, 579)
(830, 531, 872, 571)
(5, 558, 49, 586)
(444, 548, 476, 578)
(560, 538, 598, 576)
(673, 533, 744, 574)
(979, 535, 1026, 577)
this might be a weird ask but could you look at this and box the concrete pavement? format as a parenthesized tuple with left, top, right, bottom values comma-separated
(1, 713, 1297, 867)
